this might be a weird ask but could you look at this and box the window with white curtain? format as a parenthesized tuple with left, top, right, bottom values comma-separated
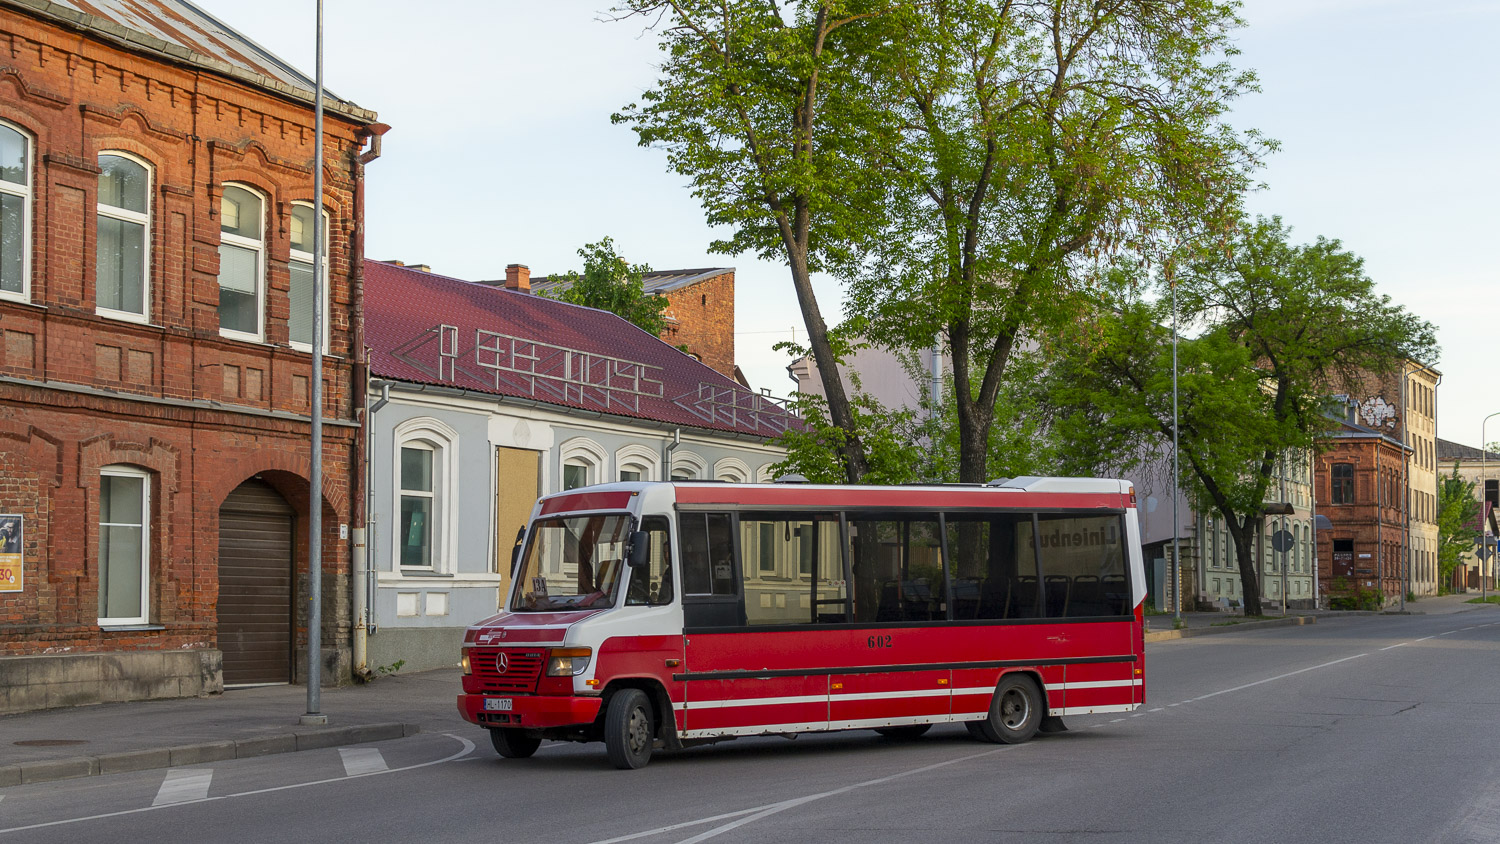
(218, 184, 264, 340)
(96, 153, 151, 321)
(99, 466, 150, 625)
(288, 202, 329, 352)
(0, 122, 31, 301)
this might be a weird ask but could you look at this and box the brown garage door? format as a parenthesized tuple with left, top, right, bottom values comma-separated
(218, 479, 294, 686)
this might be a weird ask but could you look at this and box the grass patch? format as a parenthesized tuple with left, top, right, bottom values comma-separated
(1464, 595, 1500, 605)
(1211, 615, 1279, 627)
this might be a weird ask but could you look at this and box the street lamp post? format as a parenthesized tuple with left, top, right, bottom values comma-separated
(301, 0, 327, 727)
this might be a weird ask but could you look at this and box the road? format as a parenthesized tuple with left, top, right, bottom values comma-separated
(4, 611, 1498, 844)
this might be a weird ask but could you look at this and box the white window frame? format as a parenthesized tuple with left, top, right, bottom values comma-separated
(672, 450, 707, 481)
(95, 151, 152, 324)
(0, 120, 32, 304)
(217, 183, 266, 343)
(714, 457, 750, 483)
(392, 417, 459, 574)
(98, 465, 150, 626)
(287, 201, 330, 354)
(615, 443, 659, 483)
(559, 437, 607, 491)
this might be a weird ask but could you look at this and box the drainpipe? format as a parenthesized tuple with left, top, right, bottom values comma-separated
(663, 428, 681, 481)
(351, 123, 389, 678)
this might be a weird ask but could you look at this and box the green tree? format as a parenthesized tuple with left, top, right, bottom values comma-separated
(1044, 217, 1437, 616)
(1436, 463, 1481, 594)
(540, 238, 667, 336)
(846, 0, 1267, 484)
(613, 1, 905, 482)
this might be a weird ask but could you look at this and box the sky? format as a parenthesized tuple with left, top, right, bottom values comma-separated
(192, 0, 1498, 448)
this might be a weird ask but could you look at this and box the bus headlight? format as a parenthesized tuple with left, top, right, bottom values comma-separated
(545, 647, 592, 676)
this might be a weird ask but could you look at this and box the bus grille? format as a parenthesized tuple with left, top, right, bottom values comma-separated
(470, 648, 545, 693)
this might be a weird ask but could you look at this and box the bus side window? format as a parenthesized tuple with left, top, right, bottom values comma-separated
(1037, 513, 1127, 617)
(945, 513, 1041, 620)
(680, 512, 743, 628)
(626, 516, 674, 607)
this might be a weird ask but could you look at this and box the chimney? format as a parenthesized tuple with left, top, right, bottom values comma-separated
(505, 263, 531, 293)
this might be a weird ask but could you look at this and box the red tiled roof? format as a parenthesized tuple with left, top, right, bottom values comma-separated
(365, 261, 794, 439)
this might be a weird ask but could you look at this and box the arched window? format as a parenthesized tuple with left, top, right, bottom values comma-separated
(288, 202, 329, 353)
(671, 451, 706, 481)
(393, 418, 459, 573)
(714, 457, 750, 483)
(0, 122, 32, 301)
(756, 463, 777, 484)
(615, 444, 659, 483)
(99, 465, 151, 625)
(96, 152, 151, 321)
(560, 437, 607, 490)
(218, 184, 265, 341)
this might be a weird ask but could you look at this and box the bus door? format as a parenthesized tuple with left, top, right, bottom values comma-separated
(678, 511, 836, 735)
(831, 515, 952, 728)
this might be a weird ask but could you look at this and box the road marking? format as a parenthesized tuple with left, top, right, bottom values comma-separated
(151, 769, 213, 806)
(1186, 654, 1368, 704)
(1416, 636, 1435, 641)
(588, 744, 1028, 844)
(1379, 643, 1408, 651)
(1148, 708, 1165, 712)
(339, 747, 387, 777)
(0, 735, 475, 837)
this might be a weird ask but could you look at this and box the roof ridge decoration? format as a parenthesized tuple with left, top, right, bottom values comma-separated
(388, 322, 795, 437)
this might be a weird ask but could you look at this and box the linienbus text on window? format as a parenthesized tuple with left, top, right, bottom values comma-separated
(96, 153, 152, 322)
(99, 466, 150, 626)
(218, 184, 265, 341)
(0, 122, 32, 302)
(288, 202, 329, 353)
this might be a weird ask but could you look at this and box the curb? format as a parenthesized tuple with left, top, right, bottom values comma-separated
(0, 721, 421, 787)
(1145, 615, 1316, 643)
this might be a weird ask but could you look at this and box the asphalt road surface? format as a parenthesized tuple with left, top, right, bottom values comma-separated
(5, 611, 1498, 844)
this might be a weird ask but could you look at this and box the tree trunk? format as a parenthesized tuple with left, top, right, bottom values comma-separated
(1226, 516, 1263, 617)
(787, 247, 869, 484)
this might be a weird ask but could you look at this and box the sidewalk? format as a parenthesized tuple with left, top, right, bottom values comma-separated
(1144, 591, 1494, 641)
(1, 667, 468, 787)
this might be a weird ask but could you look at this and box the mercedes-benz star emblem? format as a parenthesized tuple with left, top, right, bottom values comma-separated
(495, 652, 510, 674)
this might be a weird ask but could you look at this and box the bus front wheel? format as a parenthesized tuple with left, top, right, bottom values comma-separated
(604, 688, 655, 769)
(973, 674, 1042, 744)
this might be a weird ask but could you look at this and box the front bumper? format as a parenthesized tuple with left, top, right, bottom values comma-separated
(457, 693, 603, 730)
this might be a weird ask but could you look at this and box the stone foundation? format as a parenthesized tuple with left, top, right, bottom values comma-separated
(0, 650, 223, 715)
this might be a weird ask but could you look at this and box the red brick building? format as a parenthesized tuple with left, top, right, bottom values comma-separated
(1316, 403, 1409, 605)
(527, 267, 739, 381)
(0, 0, 383, 712)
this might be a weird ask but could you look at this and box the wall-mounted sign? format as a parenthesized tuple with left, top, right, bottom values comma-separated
(0, 514, 21, 593)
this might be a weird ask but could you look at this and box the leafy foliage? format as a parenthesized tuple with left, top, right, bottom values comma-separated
(1436, 463, 1481, 593)
(613, 0, 909, 482)
(845, 0, 1269, 483)
(1041, 217, 1438, 615)
(539, 238, 667, 336)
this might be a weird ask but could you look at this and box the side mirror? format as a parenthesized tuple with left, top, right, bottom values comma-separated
(627, 531, 651, 567)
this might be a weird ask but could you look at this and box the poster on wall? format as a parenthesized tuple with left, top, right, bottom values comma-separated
(0, 514, 21, 592)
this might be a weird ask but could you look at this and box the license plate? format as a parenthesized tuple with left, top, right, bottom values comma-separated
(484, 698, 513, 712)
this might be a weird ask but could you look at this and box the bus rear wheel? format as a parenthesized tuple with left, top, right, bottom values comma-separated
(489, 728, 541, 758)
(605, 688, 655, 769)
(973, 674, 1042, 744)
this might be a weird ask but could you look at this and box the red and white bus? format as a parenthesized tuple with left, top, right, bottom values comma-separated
(458, 477, 1146, 768)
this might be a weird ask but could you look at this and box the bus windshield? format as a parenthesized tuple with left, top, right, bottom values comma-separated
(511, 514, 632, 612)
